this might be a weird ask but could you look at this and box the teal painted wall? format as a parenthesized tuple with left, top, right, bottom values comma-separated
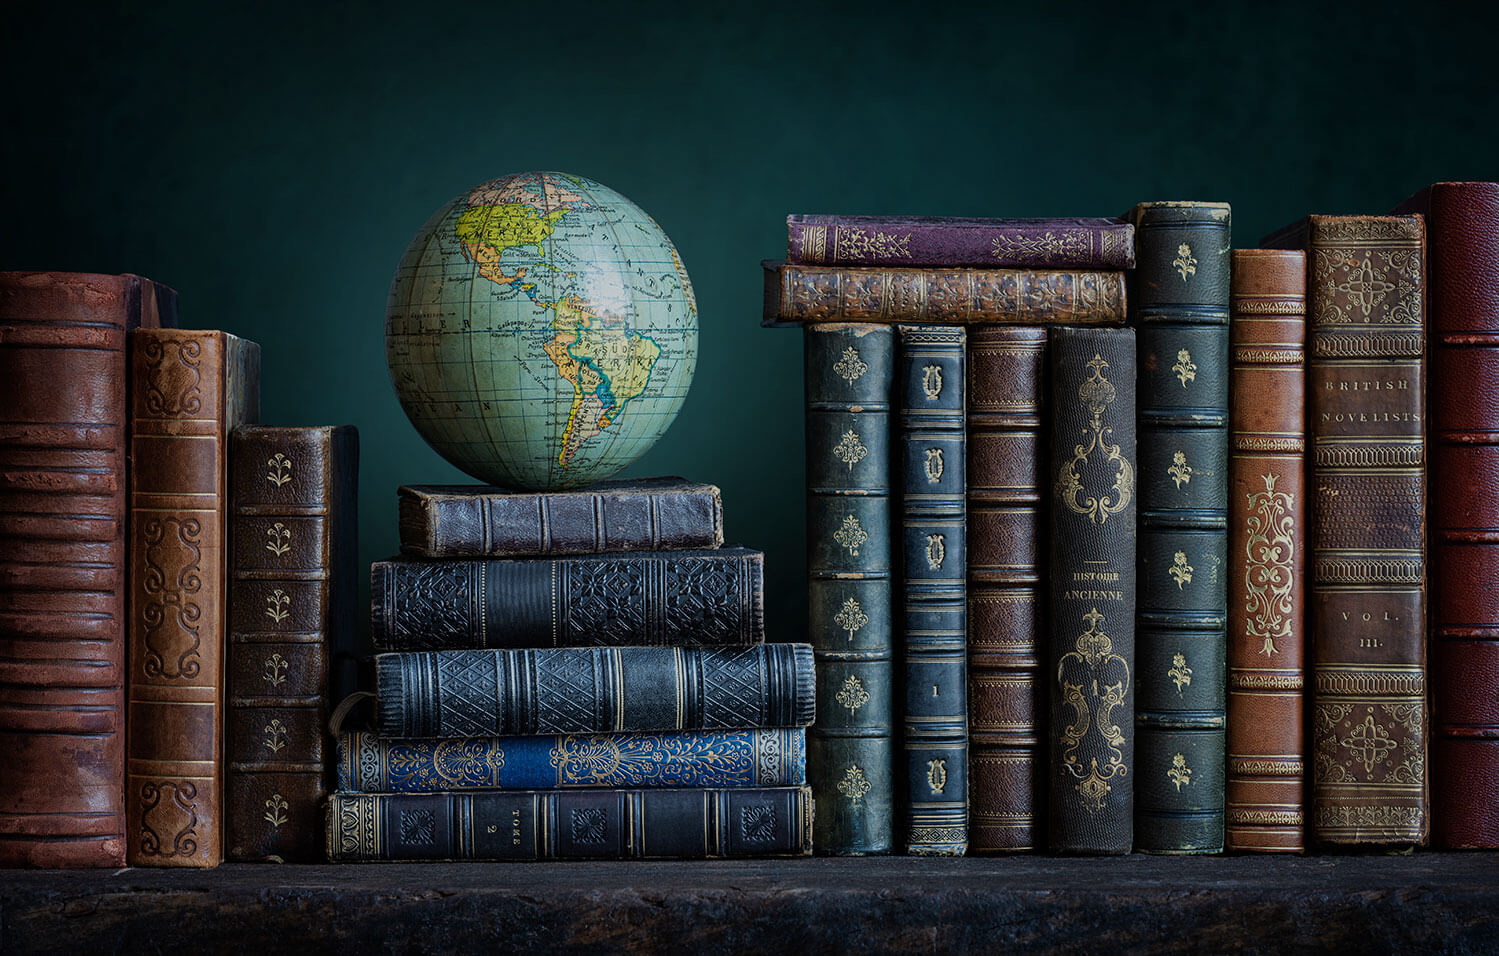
(4, 2, 1495, 647)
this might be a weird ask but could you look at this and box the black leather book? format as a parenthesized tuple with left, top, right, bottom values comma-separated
(1048, 326, 1137, 854)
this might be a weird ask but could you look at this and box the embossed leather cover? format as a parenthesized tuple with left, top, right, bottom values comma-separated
(804, 324, 893, 855)
(0, 272, 173, 867)
(227, 425, 357, 862)
(1128, 201, 1231, 854)
(1394, 183, 1499, 848)
(1264, 214, 1428, 847)
(1047, 326, 1136, 854)
(327, 787, 814, 861)
(376, 644, 815, 737)
(1226, 250, 1307, 853)
(762, 261, 1126, 327)
(337, 728, 805, 791)
(787, 215, 1135, 269)
(966, 326, 1047, 852)
(127, 329, 261, 867)
(371, 547, 764, 651)
(397, 478, 722, 557)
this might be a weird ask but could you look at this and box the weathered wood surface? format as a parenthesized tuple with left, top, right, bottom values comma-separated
(3, 855, 1497, 954)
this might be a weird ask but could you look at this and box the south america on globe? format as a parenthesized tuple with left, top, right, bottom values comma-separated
(386, 171, 698, 490)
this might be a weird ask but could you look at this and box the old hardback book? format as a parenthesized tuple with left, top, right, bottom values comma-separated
(336, 728, 805, 792)
(227, 425, 357, 862)
(1226, 250, 1308, 854)
(377, 644, 815, 738)
(1047, 326, 1137, 855)
(1264, 214, 1428, 847)
(1394, 182, 1499, 848)
(804, 323, 894, 855)
(897, 325, 967, 856)
(1128, 201, 1231, 854)
(0, 272, 173, 867)
(327, 787, 814, 861)
(966, 326, 1047, 853)
(786, 215, 1135, 269)
(397, 478, 723, 557)
(371, 547, 764, 651)
(127, 329, 261, 867)
(761, 262, 1126, 328)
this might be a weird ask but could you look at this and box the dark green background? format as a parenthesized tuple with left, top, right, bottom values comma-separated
(3, 2, 1494, 646)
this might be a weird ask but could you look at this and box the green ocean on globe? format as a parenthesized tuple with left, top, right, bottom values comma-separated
(386, 171, 698, 490)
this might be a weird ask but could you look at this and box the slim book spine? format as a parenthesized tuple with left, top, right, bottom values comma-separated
(897, 325, 967, 855)
(371, 548, 764, 651)
(787, 215, 1136, 269)
(1047, 326, 1136, 854)
(966, 326, 1047, 852)
(1128, 201, 1231, 854)
(804, 323, 894, 854)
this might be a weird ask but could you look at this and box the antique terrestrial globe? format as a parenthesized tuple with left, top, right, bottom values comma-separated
(386, 172, 698, 490)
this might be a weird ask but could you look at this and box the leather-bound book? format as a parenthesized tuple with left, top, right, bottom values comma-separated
(0, 272, 173, 867)
(804, 323, 894, 855)
(786, 215, 1135, 269)
(1225, 250, 1308, 853)
(1047, 326, 1136, 854)
(1264, 214, 1428, 847)
(1128, 201, 1230, 854)
(966, 326, 1047, 852)
(127, 329, 261, 867)
(1394, 182, 1499, 848)
(897, 324, 967, 856)
(227, 425, 357, 862)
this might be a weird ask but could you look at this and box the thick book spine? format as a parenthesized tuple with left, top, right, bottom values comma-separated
(0, 272, 172, 868)
(376, 644, 815, 737)
(227, 426, 357, 862)
(804, 324, 894, 855)
(337, 728, 805, 791)
(897, 325, 967, 856)
(1129, 201, 1231, 854)
(787, 215, 1136, 269)
(1226, 250, 1308, 853)
(762, 263, 1126, 327)
(127, 330, 261, 867)
(966, 326, 1047, 852)
(1047, 326, 1137, 854)
(327, 787, 814, 861)
(371, 548, 764, 651)
(397, 478, 723, 557)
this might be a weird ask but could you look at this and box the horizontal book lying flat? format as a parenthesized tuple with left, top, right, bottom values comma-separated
(787, 214, 1135, 269)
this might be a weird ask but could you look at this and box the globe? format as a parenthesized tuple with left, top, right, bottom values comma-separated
(385, 172, 698, 490)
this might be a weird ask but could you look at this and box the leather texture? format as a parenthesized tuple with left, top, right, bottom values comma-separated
(127, 329, 261, 867)
(966, 325, 1046, 852)
(787, 215, 1135, 268)
(0, 272, 173, 867)
(1226, 250, 1308, 853)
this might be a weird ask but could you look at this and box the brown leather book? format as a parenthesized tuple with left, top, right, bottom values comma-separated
(227, 425, 357, 861)
(966, 326, 1046, 852)
(0, 272, 173, 867)
(1264, 215, 1427, 847)
(1225, 251, 1307, 853)
(127, 329, 261, 867)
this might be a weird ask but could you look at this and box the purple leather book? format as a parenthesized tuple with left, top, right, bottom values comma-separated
(787, 215, 1135, 269)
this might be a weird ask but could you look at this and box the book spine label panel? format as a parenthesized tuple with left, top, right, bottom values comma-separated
(786, 216, 1136, 269)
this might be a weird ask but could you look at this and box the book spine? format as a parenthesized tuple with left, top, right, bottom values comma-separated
(803, 324, 894, 854)
(327, 787, 814, 861)
(787, 217, 1136, 269)
(127, 329, 261, 867)
(1047, 326, 1137, 854)
(376, 644, 816, 737)
(336, 728, 806, 791)
(1129, 201, 1231, 854)
(897, 325, 967, 855)
(227, 426, 357, 861)
(370, 548, 765, 650)
(1226, 250, 1308, 853)
(965, 326, 1047, 852)
(0, 272, 172, 867)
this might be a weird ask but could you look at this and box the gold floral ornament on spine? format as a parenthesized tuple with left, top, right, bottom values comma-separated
(1244, 473, 1294, 659)
(1172, 348, 1197, 387)
(1056, 354, 1134, 525)
(836, 675, 869, 715)
(833, 430, 868, 471)
(1173, 243, 1198, 280)
(839, 765, 872, 808)
(1057, 608, 1131, 812)
(834, 514, 868, 557)
(834, 597, 868, 641)
(833, 346, 867, 384)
